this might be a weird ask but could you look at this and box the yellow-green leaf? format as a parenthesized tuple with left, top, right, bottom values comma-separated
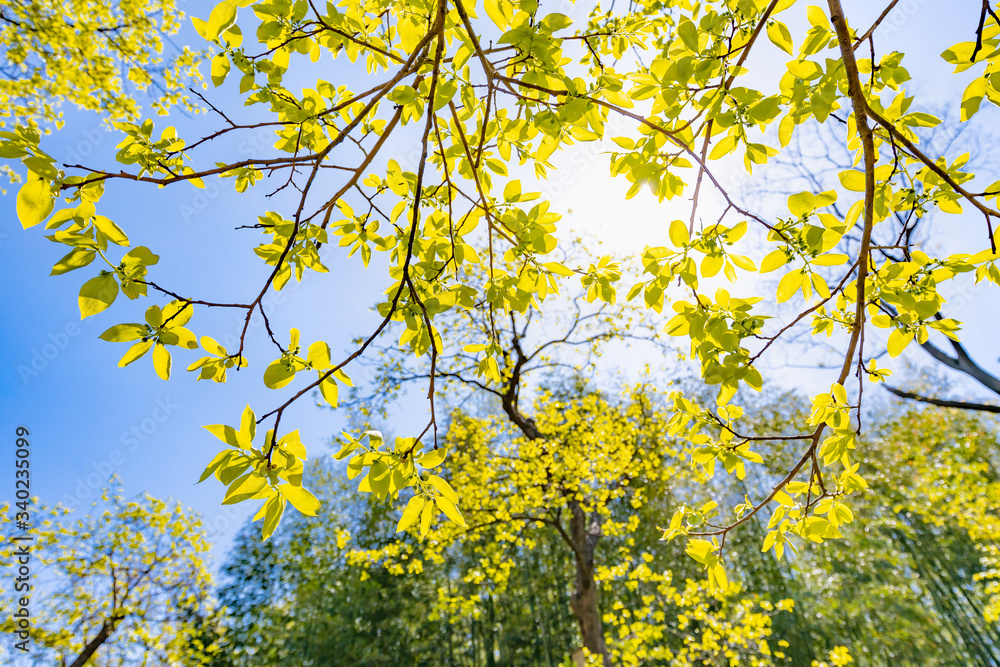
(264, 359, 295, 389)
(669, 219, 690, 247)
(435, 497, 466, 527)
(211, 53, 231, 87)
(79, 274, 119, 318)
(766, 20, 794, 55)
(427, 474, 459, 503)
(119, 340, 153, 367)
(760, 249, 788, 273)
(223, 472, 267, 505)
(261, 495, 284, 540)
(418, 448, 446, 469)
(776, 269, 802, 302)
(280, 484, 320, 516)
(320, 376, 339, 407)
(51, 248, 97, 275)
(838, 170, 866, 192)
(961, 77, 987, 122)
(887, 328, 914, 358)
(17, 176, 54, 229)
(152, 342, 171, 380)
(93, 216, 129, 246)
(419, 498, 435, 536)
(396, 494, 426, 533)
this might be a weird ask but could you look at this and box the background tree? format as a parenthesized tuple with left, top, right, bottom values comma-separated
(217, 436, 796, 667)
(333, 297, 810, 665)
(739, 401, 1000, 666)
(214, 464, 448, 667)
(0, 0, 203, 128)
(334, 282, 999, 664)
(212, 388, 999, 666)
(0, 484, 221, 667)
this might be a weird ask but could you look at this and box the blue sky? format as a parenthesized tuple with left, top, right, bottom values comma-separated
(1, 0, 999, 567)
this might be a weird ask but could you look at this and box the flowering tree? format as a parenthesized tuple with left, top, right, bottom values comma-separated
(0, 486, 219, 666)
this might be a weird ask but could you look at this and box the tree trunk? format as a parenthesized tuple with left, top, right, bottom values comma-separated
(568, 501, 610, 666)
(69, 616, 121, 667)
(486, 593, 497, 667)
(500, 329, 610, 663)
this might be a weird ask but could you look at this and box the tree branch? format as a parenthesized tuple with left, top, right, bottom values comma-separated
(882, 385, 1000, 413)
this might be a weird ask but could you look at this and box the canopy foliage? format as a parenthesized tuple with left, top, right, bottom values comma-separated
(3, 0, 1000, 661)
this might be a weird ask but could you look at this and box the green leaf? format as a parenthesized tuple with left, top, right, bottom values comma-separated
(211, 53, 231, 87)
(766, 20, 794, 55)
(51, 248, 96, 275)
(838, 170, 866, 192)
(280, 484, 320, 516)
(435, 497, 466, 527)
(79, 274, 119, 318)
(93, 216, 129, 246)
(122, 246, 160, 267)
(261, 496, 284, 540)
(264, 359, 295, 389)
(396, 494, 426, 532)
(485, 158, 507, 175)
(17, 176, 54, 229)
(685, 538, 716, 565)
(887, 328, 914, 358)
(669, 219, 690, 247)
(145, 305, 163, 327)
(152, 343, 171, 380)
(100, 323, 146, 342)
(540, 12, 572, 32)
(427, 474, 459, 503)
(223, 472, 267, 504)
(119, 340, 153, 367)
(775, 269, 802, 302)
